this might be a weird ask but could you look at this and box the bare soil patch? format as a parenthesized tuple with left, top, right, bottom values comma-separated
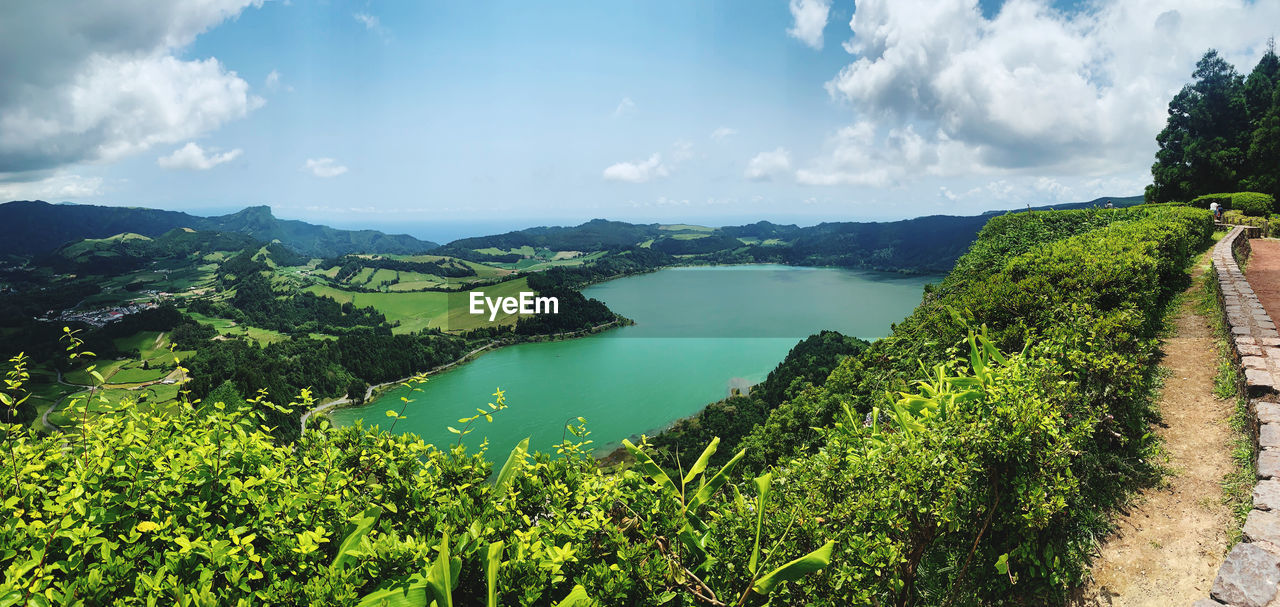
(1247, 239, 1280, 322)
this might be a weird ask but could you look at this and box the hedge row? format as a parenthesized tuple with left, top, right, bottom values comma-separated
(1191, 191, 1275, 216)
(731, 205, 1213, 604)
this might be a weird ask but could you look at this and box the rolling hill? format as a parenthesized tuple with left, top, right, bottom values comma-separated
(0, 200, 439, 257)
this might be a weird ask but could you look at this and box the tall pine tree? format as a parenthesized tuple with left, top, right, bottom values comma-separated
(1243, 39, 1280, 200)
(1149, 45, 1280, 203)
(1147, 49, 1248, 202)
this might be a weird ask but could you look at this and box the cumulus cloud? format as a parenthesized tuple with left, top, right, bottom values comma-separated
(787, 0, 832, 50)
(710, 127, 738, 140)
(603, 153, 668, 183)
(799, 0, 1280, 187)
(603, 140, 698, 182)
(304, 158, 348, 178)
(0, 1, 264, 179)
(744, 148, 792, 182)
(157, 142, 242, 170)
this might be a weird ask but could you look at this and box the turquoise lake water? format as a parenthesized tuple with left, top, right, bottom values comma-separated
(332, 265, 933, 456)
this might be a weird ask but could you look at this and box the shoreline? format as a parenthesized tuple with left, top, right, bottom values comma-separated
(299, 318, 627, 431)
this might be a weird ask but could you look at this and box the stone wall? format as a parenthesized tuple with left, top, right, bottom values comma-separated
(1197, 226, 1280, 607)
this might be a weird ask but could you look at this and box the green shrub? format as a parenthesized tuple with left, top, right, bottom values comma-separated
(735, 205, 1212, 603)
(1232, 192, 1275, 216)
(1222, 210, 1279, 235)
(1191, 191, 1275, 216)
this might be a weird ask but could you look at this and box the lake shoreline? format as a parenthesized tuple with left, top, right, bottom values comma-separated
(300, 318, 628, 431)
(316, 263, 935, 457)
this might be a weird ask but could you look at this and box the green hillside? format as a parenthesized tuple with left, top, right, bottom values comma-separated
(0, 201, 440, 257)
(0, 205, 1214, 605)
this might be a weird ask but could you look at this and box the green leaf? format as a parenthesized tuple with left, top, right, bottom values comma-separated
(751, 540, 835, 595)
(682, 437, 719, 485)
(425, 532, 457, 607)
(331, 506, 382, 573)
(995, 553, 1009, 575)
(749, 473, 772, 575)
(676, 525, 709, 568)
(552, 585, 591, 607)
(688, 448, 746, 512)
(491, 437, 530, 501)
(355, 574, 430, 607)
(622, 439, 678, 496)
(486, 541, 504, 607)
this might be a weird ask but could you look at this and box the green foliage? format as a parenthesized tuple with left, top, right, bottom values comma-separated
(649, 330, 868, 470)
(723, 206, 1210, 603)
(0, 384, 689, 604)
(1149, 45, 1280, 202)
(1191, 191, 1275, 216)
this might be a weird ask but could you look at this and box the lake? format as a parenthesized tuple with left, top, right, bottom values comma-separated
(331, 265, 933, 456)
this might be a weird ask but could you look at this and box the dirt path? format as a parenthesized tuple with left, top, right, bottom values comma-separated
(1073, 255, 1235, 606)
(1246, 239, 1280, 322)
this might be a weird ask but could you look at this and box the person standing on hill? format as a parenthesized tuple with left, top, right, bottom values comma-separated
(1209, 200, 1222, 221)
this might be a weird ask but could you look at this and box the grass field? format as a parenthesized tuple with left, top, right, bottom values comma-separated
(187, 312, 289, 346)
(307, 276, 532, 334)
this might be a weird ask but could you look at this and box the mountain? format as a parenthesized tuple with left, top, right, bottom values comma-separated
(447, 218, 666, 251)
(205, 206, 438, 257)
(0, 201, 439, 257)
(444, 196, 1145, 274)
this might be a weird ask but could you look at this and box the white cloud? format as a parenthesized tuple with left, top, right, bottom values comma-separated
(354, 13, 380, 30)
(710, 127, 738, 140)
(614, 97, 636, 118)
(0, 173, 103, 200)
(800, 0, 1280, 188)
(157, 142, 242, 170)
(0, 1, 264, 178)
(603, 153, 668, 183)
(744, 148, 792, 182)
(304, 158, 348, 178)
(788, 0, 832, 50)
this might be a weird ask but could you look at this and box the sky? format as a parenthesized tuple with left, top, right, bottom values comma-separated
(1, 0, 1279, 236)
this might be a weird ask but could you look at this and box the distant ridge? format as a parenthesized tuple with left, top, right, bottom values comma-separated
(0, 201, 439, 257)
(442, 195, 1144, 274)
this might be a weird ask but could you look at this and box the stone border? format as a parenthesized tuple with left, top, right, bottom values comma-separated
(1197, 226, 1280, 607)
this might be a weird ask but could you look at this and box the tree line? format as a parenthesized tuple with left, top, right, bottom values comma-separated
(1148, 43, 1280, 202)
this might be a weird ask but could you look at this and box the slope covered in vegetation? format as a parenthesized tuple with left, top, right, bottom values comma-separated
(0, 204, 1211, 605)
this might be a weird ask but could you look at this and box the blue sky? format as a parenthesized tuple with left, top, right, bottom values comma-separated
(1, 0, 1278, 236)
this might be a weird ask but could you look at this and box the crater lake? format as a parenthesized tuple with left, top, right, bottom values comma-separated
(331, 265, 934, 455)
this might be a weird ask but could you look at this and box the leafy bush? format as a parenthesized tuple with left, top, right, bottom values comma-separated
(1191, 191, 1275, 216)
(0, 381, 683, 605)
(1232, 192, 1275, 216)
(732, 205, 1212, 603)
(1221, 210, 1279, 235)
